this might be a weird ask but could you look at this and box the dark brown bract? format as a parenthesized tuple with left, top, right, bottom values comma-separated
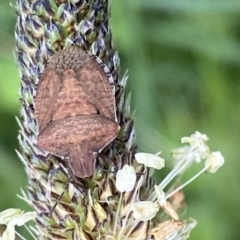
(34, 47, 119, 178)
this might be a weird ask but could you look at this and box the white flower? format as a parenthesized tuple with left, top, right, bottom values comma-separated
(116, 165, 136, 192)
(181, 131, 209, 162)
(181, 131, 208, 150)
(0, 209, 36, 240)
(135, 152, 165, 170)
(191, 131, 208, 141)
(181, 132, 208, 149)
(0, 209, 23, 225)
(0, 208, 36, 226)
(205, 151, 224, 173)
(1, 224, 15, 240)
(131, 201, 159, 221)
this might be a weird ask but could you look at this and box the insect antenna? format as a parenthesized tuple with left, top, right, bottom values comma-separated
(48, 183, 69, 216)
(47, 164, 87, 216)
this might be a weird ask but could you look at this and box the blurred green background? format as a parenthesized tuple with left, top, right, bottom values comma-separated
(0, 0, 240, 239)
